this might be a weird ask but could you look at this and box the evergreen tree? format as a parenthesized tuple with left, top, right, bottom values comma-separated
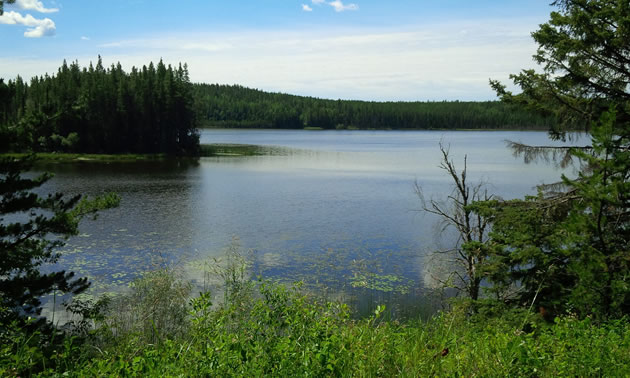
(0, 58, 199, 155)
(482, 0, 630, 318)
(490, 0, 630, 137)
(0, 156, 119, 324)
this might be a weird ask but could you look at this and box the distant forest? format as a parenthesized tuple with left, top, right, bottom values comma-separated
(193, 84, 554, 130)
(0, 58, 199, 155)
(1, 59, 555, 155)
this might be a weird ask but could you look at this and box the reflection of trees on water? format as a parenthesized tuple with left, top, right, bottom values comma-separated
(45, 160, 201, 294)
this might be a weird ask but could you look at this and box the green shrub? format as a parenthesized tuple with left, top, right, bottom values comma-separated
(99, 269, 192, 347)
(4, 261, 629, 377)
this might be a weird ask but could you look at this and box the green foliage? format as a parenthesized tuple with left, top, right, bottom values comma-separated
(560, 109, 630, 317)
(0, 306, 89, 377)
(0, 155, 119, 324)
(0, 152, 169, 163)
(2, 261, 629, 376)
(491, 0, 630, 138)
(193, 83, 554, 130)
(35, 278, 630, 376)
(471, 110, 630, 318)
(0, 58, 199, 155)
(485, 0, 630, 319)
(100, 269, 192, 347)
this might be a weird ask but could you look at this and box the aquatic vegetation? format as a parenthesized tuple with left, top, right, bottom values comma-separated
(3, 270, 629, 377)
(199, 143, 297, 157)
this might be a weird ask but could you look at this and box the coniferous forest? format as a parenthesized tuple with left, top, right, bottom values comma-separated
(0, 58, 556, 157)
(193, 84, 554, 130)
(0, 57, 199, 155)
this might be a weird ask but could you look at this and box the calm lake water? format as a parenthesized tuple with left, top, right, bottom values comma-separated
(39, 129, 585, 317)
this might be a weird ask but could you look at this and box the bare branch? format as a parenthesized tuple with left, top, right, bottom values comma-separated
(416, 143, 494, 301)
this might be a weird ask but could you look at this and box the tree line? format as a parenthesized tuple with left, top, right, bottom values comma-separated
(193, 84, 555, 130)
(0, 57, 199, 155)
(0, 59, 556, 156)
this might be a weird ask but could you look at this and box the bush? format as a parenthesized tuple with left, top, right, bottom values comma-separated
(67, 274, 630, 377)
(99, 269, 192, 347)
(3, 253, 629, 376)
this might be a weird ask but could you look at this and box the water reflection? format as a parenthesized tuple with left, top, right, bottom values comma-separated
(37, 130, 585, 318)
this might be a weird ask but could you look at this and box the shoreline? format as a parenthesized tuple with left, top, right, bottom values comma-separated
(0, 144, 284, 162)
(0, 152, 170, 163)
(200, 126, 556, 132)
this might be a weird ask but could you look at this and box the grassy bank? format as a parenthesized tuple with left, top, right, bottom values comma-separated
(1, 145, 273, 162)
(3, 268, 629, 377)
(0, 152, 168, 163)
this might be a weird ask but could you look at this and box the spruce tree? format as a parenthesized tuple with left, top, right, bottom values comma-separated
(483, 0, 630, 318)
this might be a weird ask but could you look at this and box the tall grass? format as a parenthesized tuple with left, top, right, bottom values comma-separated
(2, 250, 629, 377)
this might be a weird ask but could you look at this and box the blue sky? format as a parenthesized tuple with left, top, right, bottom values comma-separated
(1, 0, 554, 101)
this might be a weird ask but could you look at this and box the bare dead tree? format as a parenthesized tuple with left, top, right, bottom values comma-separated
(415, 142, 493, 300)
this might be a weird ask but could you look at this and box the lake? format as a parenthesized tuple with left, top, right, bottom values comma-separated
(39, 129, 585, 318)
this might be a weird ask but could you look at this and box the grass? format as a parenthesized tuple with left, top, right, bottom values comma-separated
(1, 144, 281, 162)
(3, 263, 629, 377)
(0, 152, 168, 163)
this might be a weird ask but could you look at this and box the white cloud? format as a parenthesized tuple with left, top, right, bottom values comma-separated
(82, 21, 538, 100)
(99, 38, 233, 52)
(328, 1, 358, 12)
(180, 42, 233, 52)
(0, 10, 55, 37)
(14, 0, 58, 13)
(302, 4, 313, 12)
(310, 0, 358, 12)
(0, 19, 545, 101)
(81, 36, 90, 40)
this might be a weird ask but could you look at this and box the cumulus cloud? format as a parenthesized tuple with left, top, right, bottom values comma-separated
(0, 10, 55, 37)
(15, 0, 58, 13)
(302, 4, 313, 12)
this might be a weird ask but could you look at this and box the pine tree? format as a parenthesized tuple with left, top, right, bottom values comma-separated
(0, 156, 119, 324)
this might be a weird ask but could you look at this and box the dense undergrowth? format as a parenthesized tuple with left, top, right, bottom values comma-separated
(2, 266, 629, 377)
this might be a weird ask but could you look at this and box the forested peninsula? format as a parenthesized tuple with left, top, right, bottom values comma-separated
(0, 58, 199, 155)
